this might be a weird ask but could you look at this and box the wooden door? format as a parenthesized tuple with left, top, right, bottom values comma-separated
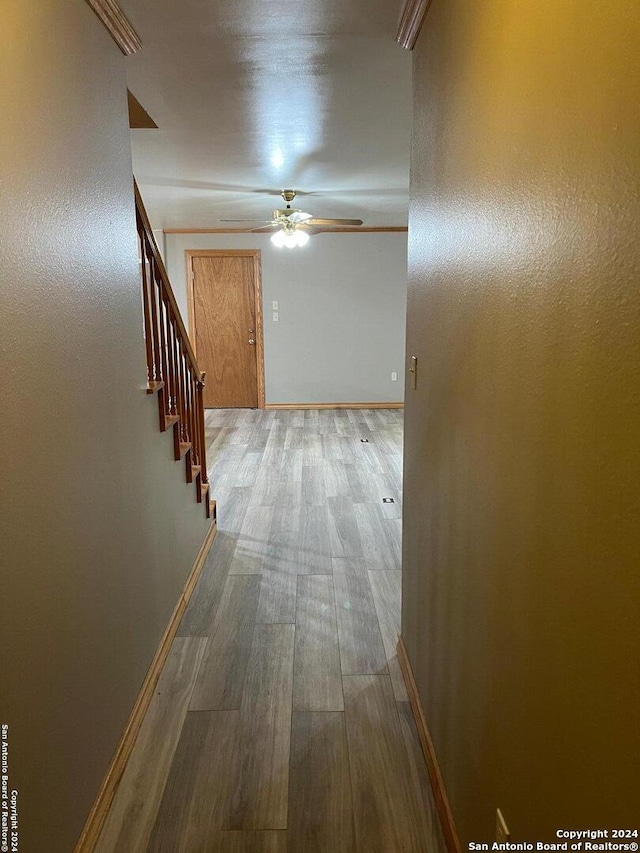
(189, 251, 264, 408)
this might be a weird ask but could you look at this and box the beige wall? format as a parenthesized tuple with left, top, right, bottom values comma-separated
(0, 2, 209, 850)
(165, 231, 407, 404)
(402, 0, 640, 842)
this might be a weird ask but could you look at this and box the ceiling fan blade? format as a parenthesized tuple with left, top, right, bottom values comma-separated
(220, 218, 274, 223)
(306, 218, 363, 226)
(251, 225, 278, 233)
(288, 211, 313, 223)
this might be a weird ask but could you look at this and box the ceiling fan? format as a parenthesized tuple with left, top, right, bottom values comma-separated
(221, 189, 363, 248)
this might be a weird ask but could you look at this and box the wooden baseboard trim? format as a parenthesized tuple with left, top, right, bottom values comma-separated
(264, 402, 404, 410)
(397, 635, 461, 853)
(74, 520, 217, 852)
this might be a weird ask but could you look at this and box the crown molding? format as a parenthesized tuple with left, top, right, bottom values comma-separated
(85, 0, 142, 55)
(397, 0, 432, 50)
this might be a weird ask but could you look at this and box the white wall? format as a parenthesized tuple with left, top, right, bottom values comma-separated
(164, 231, 408, 404)
(0, 3, 209, 850)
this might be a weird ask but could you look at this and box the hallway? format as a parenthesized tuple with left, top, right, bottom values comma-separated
(95, 408, 445, 852)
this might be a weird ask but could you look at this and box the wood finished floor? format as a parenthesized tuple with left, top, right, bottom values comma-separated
(96, 408, 445, 853)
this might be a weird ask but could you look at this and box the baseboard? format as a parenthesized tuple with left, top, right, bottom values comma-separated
(74, 520, 217, 852)
(397, 635, 461, 853)
(264, 402, 404, 410)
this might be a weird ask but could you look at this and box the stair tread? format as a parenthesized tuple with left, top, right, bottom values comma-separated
(146, 380, 165, 395)
(186, 461, 201, 485)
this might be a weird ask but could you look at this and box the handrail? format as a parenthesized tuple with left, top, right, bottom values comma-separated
(134, 179, 210, 506)
(133, 181, 201, 376)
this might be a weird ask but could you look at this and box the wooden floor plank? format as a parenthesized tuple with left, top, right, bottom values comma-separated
(190, 575, 261, 711)
(385, 517, 402, 551)
(367, 569, 408, 702)
(289, 409, 305, 428)
(229, 505, 274, 575)
(301, 464, 326, 506)
(226, 624, 295, 830)
(294, 575, 344, 711)
(211, 446, 248, 491)
(299, 504, 332, 574)
(269, 500, 301, 550)
(284, 426, 305, 451)
(95, 637, 207, 853)
(147, 710, 238, 852)
(343, 674, 435, 853)
(249, 464, 281, 507)
(177, 531, 237, 637)
(336, 433, 360, 465)
(262, 424, 285, 466)
(327, 496, 364, 558)
(255, 546, 297, 624)
(216, 486, 252, 536)
(323, 460, 351, 497)
(344, 463, 373, 503)
(358, 441, 389, 475)
(318, 410, 338, 435)
(353, 502, 400, 571)
(302, 432, 323, 466)
(245, 426, 271, 452)
(279, 447, 303, 483)
(288, 712, 355, 852)
(234, 450, 262, 487)
(255, 504, 300, 623)
(321, 432, 344, 460)
(332, 558, 387, 675)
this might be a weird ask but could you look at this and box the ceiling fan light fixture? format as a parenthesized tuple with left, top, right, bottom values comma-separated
(271, 226, 309, 249)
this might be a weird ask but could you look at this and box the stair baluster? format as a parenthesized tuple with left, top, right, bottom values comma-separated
(134, 179, 213, 520)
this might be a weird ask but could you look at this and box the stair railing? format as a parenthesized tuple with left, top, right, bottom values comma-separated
(134, 180, 212, 518)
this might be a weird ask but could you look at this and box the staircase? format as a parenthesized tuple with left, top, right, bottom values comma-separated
(134, 180, 216, 522)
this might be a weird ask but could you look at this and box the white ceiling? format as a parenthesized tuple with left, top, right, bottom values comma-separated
(121, 0, 413, 229)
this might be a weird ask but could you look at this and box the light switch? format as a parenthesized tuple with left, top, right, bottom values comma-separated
(391, 372, 398, 381)
(272, 300, 278, 310)
(273, 311, 279, 322)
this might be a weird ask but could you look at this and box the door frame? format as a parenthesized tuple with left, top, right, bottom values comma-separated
(185, 249, 265, 409)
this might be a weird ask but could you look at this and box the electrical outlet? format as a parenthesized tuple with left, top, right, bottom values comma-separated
(496, 809, 511, 843)
(391, 371, 398, 381)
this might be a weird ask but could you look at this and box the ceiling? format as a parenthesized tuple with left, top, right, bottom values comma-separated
(121, 0, 413, 229)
